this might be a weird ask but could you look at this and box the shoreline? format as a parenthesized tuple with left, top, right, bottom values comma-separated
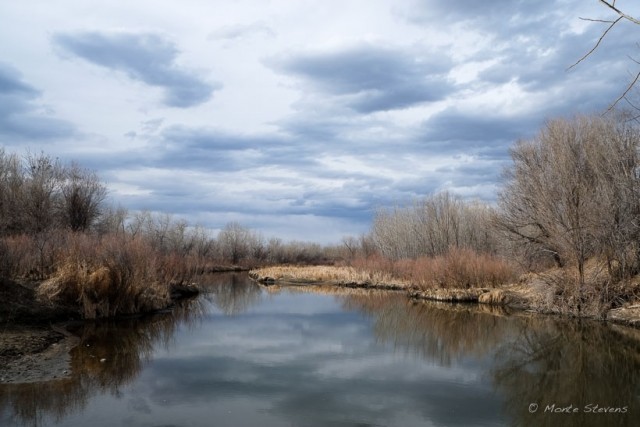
(249, 266, 640, 328)
(0, 277, 200, 385)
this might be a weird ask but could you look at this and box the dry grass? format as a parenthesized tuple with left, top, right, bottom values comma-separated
(36, 234, 174, 319)
(249, 265, 410, 289)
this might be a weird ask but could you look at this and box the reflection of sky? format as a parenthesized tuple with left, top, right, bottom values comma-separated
(39, 290, 505, 427)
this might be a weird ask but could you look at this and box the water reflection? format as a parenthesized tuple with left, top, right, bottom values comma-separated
(0, 297, 204, 426)
(343, 295, 515, 365)
(492, 318, 640, 427)
(345, 295, 640, 426)
(199, 272, 262, 315)
(1, 273, 639, 427)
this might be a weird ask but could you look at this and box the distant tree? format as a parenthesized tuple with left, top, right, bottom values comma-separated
(96, 205, 128, 236)
(341, 236, 360, 260)
(23, 152, 64, 234)
(0, 149, 24, 235)
(60, 162, 107, 232)
(371, 192, 498, 260)
(218, 222, 252, 264)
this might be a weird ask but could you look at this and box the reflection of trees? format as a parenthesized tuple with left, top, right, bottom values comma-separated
(0, 297, 205, 426)
(342, 294, 640, 426)
(343, 295, 515, 365)
(201, 272, 262, 315)
(493, 318, 640, 427)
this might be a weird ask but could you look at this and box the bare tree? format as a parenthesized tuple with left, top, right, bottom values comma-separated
(23, 152, 64, 234)
(60, 162, 107, 232)
(96, 205, 128, 236)
(371, 192, 498, 260)
(218, 221, 252, 264)
(496, 114, 640, 310)
(0, 150, 24, 235)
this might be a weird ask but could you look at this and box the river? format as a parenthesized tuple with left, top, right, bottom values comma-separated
(1, 272, 639, 426)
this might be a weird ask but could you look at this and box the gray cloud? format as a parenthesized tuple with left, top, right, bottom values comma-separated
(270, 45, 454, 112)
(422, 109, 539, 146)
(0, 63, 75, 142)
(54, 31, 220, 108)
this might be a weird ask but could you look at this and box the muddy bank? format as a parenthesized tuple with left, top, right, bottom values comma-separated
(0, 278, 80, 384)
(0, 277, 200, 384)
(1, 329, 79, 383)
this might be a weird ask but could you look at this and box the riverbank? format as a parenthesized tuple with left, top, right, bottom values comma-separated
(0, 278, 79, 383)
(249, 265, 640, 327)
(0, 276, 199, 384)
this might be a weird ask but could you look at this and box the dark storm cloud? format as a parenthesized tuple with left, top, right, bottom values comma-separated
(54, 31, 220, 108)
(0, 63, 75, 142)
(270, 45, 454, 112)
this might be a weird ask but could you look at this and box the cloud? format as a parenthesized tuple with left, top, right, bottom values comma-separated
(422, 108, 538, 146)
(269, 45, 454, 113)
(53, 31, 220, 108)
(0, 63, 75, 142)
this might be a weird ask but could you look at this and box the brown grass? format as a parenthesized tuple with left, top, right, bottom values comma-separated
(249, 265, 409, 289)
(36, 234, 173, 319)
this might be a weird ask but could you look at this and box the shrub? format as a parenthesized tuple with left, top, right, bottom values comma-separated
(37, 234, 171, 319)
(350, 248, 516, 289)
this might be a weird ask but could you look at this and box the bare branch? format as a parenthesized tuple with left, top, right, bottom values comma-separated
(568, 16, 622, 70)
(606, 70, 640, 113)
(600, 0, 640, 25)
(579, 17, 616, 24)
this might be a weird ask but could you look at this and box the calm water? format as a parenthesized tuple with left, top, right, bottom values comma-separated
(1, 272, 639, 427)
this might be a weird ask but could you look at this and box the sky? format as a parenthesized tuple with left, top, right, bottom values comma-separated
(1, 0, 639, 243)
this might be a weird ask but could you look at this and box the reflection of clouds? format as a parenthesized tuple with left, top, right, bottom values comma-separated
(2, 275, 640, 427)
(140, 288, 506, 426)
